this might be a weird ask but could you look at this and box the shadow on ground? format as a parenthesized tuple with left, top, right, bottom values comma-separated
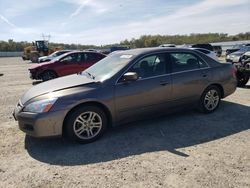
(25, 101, 250, 166)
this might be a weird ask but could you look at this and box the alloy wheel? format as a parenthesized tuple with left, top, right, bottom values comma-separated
(204, 89, 220, 111)
(73, 111, 103, 140)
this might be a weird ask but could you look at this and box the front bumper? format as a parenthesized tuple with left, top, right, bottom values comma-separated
(13, 105, 66, 137)
(29, 71, 37, 80)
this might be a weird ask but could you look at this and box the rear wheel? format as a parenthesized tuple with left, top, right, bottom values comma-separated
(64, 106, 107, 144)
(41, 71, 57, 81)
(199, 86, 221, 113)
(237, 72, 249, 87)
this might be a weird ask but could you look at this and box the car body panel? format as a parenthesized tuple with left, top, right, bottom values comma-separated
(114, 74, 172, 123)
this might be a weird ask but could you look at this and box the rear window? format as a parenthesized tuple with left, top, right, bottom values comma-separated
(170, 52, 208, 72)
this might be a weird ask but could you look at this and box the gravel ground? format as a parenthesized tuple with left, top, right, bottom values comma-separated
(0, 57, 250, 188)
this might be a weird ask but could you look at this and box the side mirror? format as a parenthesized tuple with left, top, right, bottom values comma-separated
(122, 72, 138, 82)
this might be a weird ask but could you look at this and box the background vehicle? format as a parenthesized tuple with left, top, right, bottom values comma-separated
(225, 44, 250, 56)
(226, 46, 250, 63)
(29, 51, 106, 81)
(38, 50, 71, 63)
(233, 51, 250, 87)
(212, 45, 222, 57)
(191, 48, 218, 60)
(191, 43, 213, 51)
(14, 48, 237, 144)
(22, 40, 62, 63)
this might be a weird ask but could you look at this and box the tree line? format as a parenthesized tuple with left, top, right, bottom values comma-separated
(0, 32, 249, 52)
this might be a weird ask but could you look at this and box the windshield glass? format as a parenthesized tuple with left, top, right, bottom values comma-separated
(81, 53, 133, 81)
(49, 51, 58, 58)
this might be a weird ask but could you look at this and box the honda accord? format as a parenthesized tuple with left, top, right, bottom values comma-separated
(13, 48, 237, 143)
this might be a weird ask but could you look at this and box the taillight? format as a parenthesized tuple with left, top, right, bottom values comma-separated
(231, 66, 237, 78)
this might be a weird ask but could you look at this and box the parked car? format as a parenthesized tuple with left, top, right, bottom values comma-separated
(240, 51, 250, 63)
(226, 46, 250, 63)
(191, 43, 213, 51)
(225, 44, 250, 56)
(29, 51, 106, 81)
(233, 51, 250, 87)
(191, 48, 218, 60)
(212, 45, 222, 57)
(38, 50, 71, 63)
(13, 48, 237, 144)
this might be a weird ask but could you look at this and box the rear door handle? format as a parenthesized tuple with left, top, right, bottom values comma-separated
(201, 71, 208, 77)
(160, 80, 169, 86)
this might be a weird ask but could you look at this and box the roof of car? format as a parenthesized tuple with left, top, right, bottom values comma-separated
(113, 47, 197, 56)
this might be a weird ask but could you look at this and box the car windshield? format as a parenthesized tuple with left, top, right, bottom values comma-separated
(50, 52, 71, 62)
(48, 51, 57, 58)
(81, 53, 133, 81)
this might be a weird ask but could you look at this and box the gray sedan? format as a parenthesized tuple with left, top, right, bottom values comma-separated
(13, 48, 237, 143)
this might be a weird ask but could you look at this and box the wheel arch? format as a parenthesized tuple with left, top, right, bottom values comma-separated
(62, 101, 113, 136)
(205, 83, 224, 98)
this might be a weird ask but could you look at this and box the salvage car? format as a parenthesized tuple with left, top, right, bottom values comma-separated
(225, 44, 250, 56)
(38, 50, 71, 63)
(29, 51, 106, 81)
(226, 46, 250, 63)
(233, 51, 250, 87)
(13, 48, 237, 144)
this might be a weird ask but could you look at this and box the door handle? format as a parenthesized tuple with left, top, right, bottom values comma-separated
(201, 71, 208, 77)
(160, 81, 169, 86)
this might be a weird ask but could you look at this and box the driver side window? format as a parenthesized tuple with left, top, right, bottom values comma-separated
(128, 53, 168, 79)
(60, 53, 81, 63)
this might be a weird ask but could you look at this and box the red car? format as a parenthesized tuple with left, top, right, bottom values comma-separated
(29, 51, 106, 81)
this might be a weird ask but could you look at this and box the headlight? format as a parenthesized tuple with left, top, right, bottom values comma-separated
(23, 98, 58, 113)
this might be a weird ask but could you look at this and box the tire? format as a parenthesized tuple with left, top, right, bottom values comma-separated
(30, 53, 39, 63)
(237, 72, 249, 87)
(199, 85, 221, 113)
(64, 105, 108, 144)
(41, 71, 57, 81)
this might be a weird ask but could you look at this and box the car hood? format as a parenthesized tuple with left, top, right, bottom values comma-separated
(21, 74, 95, 104)
(29, 61, 54, 69)
(39, 56, 48, 60)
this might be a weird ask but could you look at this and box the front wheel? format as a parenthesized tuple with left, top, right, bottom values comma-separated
(199, 86, 221, 113)
(64, 106, 107, 144)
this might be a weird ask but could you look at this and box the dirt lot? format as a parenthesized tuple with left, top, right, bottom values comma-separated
(0, 57, 250, 188)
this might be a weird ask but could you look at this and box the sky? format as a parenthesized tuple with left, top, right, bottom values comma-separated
(0, 0, 250, 45)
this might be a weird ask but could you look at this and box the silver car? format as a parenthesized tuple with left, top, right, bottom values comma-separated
(13, 48, 237, 143)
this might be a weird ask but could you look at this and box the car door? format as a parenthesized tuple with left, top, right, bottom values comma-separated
(56, 53, 82, 76)
(169, 51, 210, 106)
(114, 53, 172, 123)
